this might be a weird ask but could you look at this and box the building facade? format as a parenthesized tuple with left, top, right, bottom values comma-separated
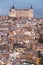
(8, 5, 34, 18)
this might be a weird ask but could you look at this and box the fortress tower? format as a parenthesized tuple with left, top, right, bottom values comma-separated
(8, 5, 34, 18)
(9, 5, 16, 17)
(29, 5, 33, 18)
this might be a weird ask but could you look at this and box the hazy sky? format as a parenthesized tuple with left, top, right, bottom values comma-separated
(0, 0, 43, 18)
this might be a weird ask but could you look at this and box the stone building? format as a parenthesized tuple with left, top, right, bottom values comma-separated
(8, 5, 33, 18)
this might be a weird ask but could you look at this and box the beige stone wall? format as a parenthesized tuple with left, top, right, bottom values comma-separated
(16, 10, 30, 17)
(9, 9, 16, 17)
(9, 9, 33, 18)
(29, 9, 33, 18)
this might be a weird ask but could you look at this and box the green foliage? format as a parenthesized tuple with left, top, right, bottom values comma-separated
(38, 50, 41, 58)
(39, 55, 43, 64)
(38, 50, 43, 64)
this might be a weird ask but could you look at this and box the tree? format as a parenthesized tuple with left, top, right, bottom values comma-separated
(38, 50, 41, 58)
(38, 34, 43, 44)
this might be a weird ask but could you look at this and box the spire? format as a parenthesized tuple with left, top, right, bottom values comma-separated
(12, 4, 15, 9)
(30, 5, 33, 9)
(9, 8, 11, 12)
(9, 6, 11, 12)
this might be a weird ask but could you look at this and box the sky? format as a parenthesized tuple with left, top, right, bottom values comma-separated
(0, 0, 43, 18)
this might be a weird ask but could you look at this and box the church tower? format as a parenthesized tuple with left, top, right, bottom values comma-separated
(29, 5, 33, 18)
(9, 5, 16, 17)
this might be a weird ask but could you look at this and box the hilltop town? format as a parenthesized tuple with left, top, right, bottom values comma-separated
(0, 5, 43, 65)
